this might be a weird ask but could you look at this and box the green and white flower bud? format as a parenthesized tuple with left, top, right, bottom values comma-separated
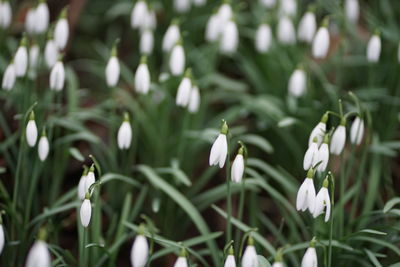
(173, 248, 188, 267)
(117, 113, 132, 150)
(308, 113, 328, 146)
(130, 225, 149, 267)
(80, 193, 91, 227)
(367, 33, 381, 63)
(130, 0, 148, 29)
(105, 44, 120, 87)
(304, 137, 318, 170)
(54, 7, 69, 50)
(2, 62, 16, 90)
(209, 121, 228, 168)
(35, 1, 50, 33)
(26, 112, 38, 147)
(50, 60, 65, 91)
(241, 236, 258, 267)
(312, 19, 330, 59)
(78, 168, 88, 200)
(25, 229, 51, 267)
(169, 42, 185, 76)
(135, 56, 151, 94)
(301, 238, 317, 267)
(224, 246, 236, 267)
(15, 37, 28, 77)
(231, 146, 245, 183)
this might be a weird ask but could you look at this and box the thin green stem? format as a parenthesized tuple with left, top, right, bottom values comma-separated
(226, 149, 232, 244)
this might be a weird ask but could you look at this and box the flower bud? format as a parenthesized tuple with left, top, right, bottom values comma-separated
(54, 15, 69, 50)
(2, 62, 16, 91)
(366, 34, 381, 63)
(105, 56, 120, 87)
(298, 11, 316, 43)
(25, 239, 51, 267)
(188, 85, 200, 113)
(288, 68, 306, 97)
(50, 60, 65, 91)
(312, 25, 330, 59)
(135, 58, 151, 94)
(130, 234, 149, 267)
(169, 44, 185, 76)
(117, 113, 132, 150)
(277, 16, 296, 45)
(255, 23, 272, 53)
(35, 2, 50, 33)
(345, 0, 359, 23)
(176, 74, 192, 107)
(350, 116, 364, 145)
(174, 0, 191, 13)
(163, 23, 180, 52)
(220, 20, 239, 54)
(80, 194, 92, 227)
(15, 42, 28, 77)
(26, 112, 38, 147)
(38, 131, 50, 161)
(140, 29, 154, 55)
(0, 0, 12, 29)
(45, 39, 59, 68)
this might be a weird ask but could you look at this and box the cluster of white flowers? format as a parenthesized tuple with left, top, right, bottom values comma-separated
(78, 165, 96, 227)
(131, 0, 156, 55)
(175, 69, 201, 113)
(25, 111, 50, 161)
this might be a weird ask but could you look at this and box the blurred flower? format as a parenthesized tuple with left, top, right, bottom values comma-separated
(224, 246, 236, 267)
(308, 113, 327, 146)
(345, 0, 359, 23)
(50, 60, 65, 91)
(131, 0, 148, 29)
(54, 8, 69, 50)
(217, 3, 233, 24)
(173, 256, 188, 267)
(0, 0, 12, 29)
(15, 38, 28, 77)
(163, 21, 180, 52)
(205, 13, 221, 42)
(279, 0, 297, 17)
(301, 240, 317, 267)
(117, 113, 132, 150)
(2, 62, 16, 90)
(296, 168, 316, 213)
(188, 85, 200, 113)
(141, 8, 156, 31)
(298, 10, 316, 43)
(241, 236, 258, 267)
(25, 8, 36, 34)
(38, 130, 49, 161)
(130, 231, 149, 267)
(312, 22, 330, 59)
(140, 29, 154, 55)
(288, 68, 306, 97)
(330, 120, 346, 155)
(313, 178, 331, 222)
(135, 57, 151, 94)
(255, 23, 272, 53)
(105, 56, 120, 88)
(193, 0, 206, 6)
(25, 239, 51, 267)
(209, 121, 228, 168)
(78, 169, 88, 200)
(350, 116, 364, 145)
(26, 112, 38, 147)
(277, 16, 296, 45)
(84, 165, 95, 194)
(176, 72, 192, 107)
(367, 34, 381, 63)
(231, 146, 245, 183)
(272, 262, 285, 267)
(220, 19, 238, 54)
(44, 38, 58, 68)
(303, 137, 318, 170)
(29, 44, 40, 72)
(80, 193, 92, 227)
(35, 1, 49, 34)
(315, 135, 329, 172)
(174, 0, 191, 13)
(169, 43, 185, 76)
(259, 0, 276, 8)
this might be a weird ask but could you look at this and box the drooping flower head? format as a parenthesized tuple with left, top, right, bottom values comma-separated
(330, 118, 346, 155)
(241, 236, 258, 267)
(301, 238, 318, 267)
(25, 228, 51, 267)
(176, 69, 192, 107)
(308, 113, 328, 146)
(313, 177, 331, 222)
(38, 128, 50, 161)
(231, 142, 246, 183)
(26, 111, 38, 147)
(209, 120, 229, 168)
(105, 41, 120, 88)
(80, 192, 92, 227)
(135, 55, 151, 94)
(312, 17, 330, 59)
(130, 224, 149, 267)
(224, 245, 236, 267)
(296, 168, 316, 213)
(117, 112, 132, 150)
(54, 7, 69, 50)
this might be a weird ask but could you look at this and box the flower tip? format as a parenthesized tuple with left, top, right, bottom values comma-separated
(306, 168, 314, 178)
(220, 120, 228, 134)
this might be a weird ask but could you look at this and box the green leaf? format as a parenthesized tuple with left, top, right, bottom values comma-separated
(240, 134, 274, 154)
(365, 249, 383, 267)
(383, 197, 400, 213)
(258, 255, 272, 267)
(69, 147, 85, 162)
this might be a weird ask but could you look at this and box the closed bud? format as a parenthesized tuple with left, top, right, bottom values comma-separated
(35, 2, 50, 33)
(298, 11, 316, 43)
(277, 16, 296, 45)
(80, 195, 91, 227)
(209, 122, 228, 168)
(38, 132, 50, 161)
(2, 62, 16, 90)
(135, 59, 151, 94)
(312, 25, 330, 59)
(220, 20, 239, 54)
(163, 23, 180, 52)
(130, 234, 149, 267)
(188, 85, 200, 113)
(241, 239, 258, 267)
(50, 61, 65, 91)
(169, 44, 185, 76)
(259, 0, 276, 8)
(255, 23, 272, 53)
(350, 116, 364, 145)
(174, 0, 191, 13)
(279, 0, 297, 17)
(330, 123, 346, 155)
(130, 1, 148, 29)
(176, 75, 192, 107)
(54, 16, 69, 50)
(288, 68, 306, 97)
(26, 113, 38, 147)
(84, 166, 95, 194)
(301, 242, 317, 267)
(117, 114, 132, 150)
(45, 39, 59, 68)
(15, 43, 28, 77)
(345, 0, 359, 23)
(0, 0, 12, 29)
(366, 34, 381, 63)
(105, 56, 120, 87)
(140, 29, 154, 55)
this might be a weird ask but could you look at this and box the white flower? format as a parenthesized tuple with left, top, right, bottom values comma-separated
(15, 44, 28, 77)
(209, 124, 228, 168)
(77, 172, 87, 200)
(174, 0, 191, 13)
(298, 11, 317, 43)
(35, 2, 49, 33)
(130, 0, 148, 29)
(169, 44, 185, 76)
(50, 61, 65, 91)
(312, 26, 330, 59)
(54, 18, 69, 50)
(25, 240, 51, 267)
(220, 20, 239, 54)
(29, 44, 40, 71)
(38, 135, 49, 161)
(296, 171, 316, 213)
(188, 85, 200, 113)
(84, 167, 95, 194)
(44, 39, 58, 68)
(224, 254, 236, 267)
(130, 235, 149, 267)
(241, 245, 258, 267)
(345, 0, 359, 23)
(135, 60, 151, 94)
(2, 63, 16, 90)
(173, 256, 188, 267)
(308, 114, 327, 146)
(26, 115, 38, 147)
(277, 16, 296, 45)
(288, 68, 306, 97)
(140, 29, 154, 55)
(330, 124, 346, 155)
(315, 139, 329, 172)
(301, 246, 317, 267)
(176, 76, 192, 107)
(367, 34, 381, 63)
(0, 0, 12, 29)
(25, 8, 36, 34)
(80, 197, 92, 227)
(105, 56, 120, 87)
(313, 182, 331, 222)
(205, 14, 221, 42)
(279, 0, 297, 17)
(272, 262, 285, 267)
(350, 116, 364, 145)
(255, 23, 272, 53)
(193, 0, 206, 6)
(163, 23, 180, 52)
(141, 9, 156, 31)
(260, 0, 276, 8)
(217, 3, 233, 23)
(117, 116, 132, 150)
(303, 138, 318, 170)
(231, 150, 244, 183)
(0, 224, 4, 255)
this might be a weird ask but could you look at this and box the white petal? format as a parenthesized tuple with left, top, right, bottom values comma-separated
(45, 40, 58, 68)
(131, 1, 148, 29)
(54, 18, 69, 50)
(350, 117, 364, 145)
(301, 247, 317, 267)
(308, 122, 326, 146)
(288, 69, 306, 97)
(218, 134, 228, 168)
(2, 63, 16, 90)
(174, 0, 191, 13)
(117, 121, 132, 149)
(173, 257, 188, 267)
(25, 240, 51, 267)
(130, 235, 149, 267)
(205, 14, 221, 42)
(330, 125, 346, 155)
(26, 120, 38, 147)
(224, 255, 236, 267)
(306, 178, 316, 213)
(38, 136, 49, 161)
(367, 35, 381, 63)
(163, 24, 180, 52)
(188, 86, 200, 113)
(106, 57, 120, 87)
(255, 23, 272, 53)
(231, 154, 244, 183)
(312, 27, 330, 59)
(78, 175, 87, 200)
(220, 20, 239, 54)
(15, 46, 28, 77)
(209, 134, 224, 166)
(0, 2, 12, 29)
(0, 225, 4, 255)
(241, 245, 258, 267)
(80, 199, 92, 227)
(277, 16, 296, 45)
(298, 12, 316, 43)
(85, 171, 95, 193)
(345, 0, 359, 23)
(50, 61, 65, 91)
(296, 178, 308, 211)
(303, 142, 318, 170)
(35, 3, 49, 33)
(135, 63, 151, 94)
(176, 77, 192, 107)
(169, 45, 185, 76)
(140, 30, 154, 55)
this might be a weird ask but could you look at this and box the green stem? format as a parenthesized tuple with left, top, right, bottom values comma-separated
(226, 148, 232, 243)
(234, 180, 245, 257)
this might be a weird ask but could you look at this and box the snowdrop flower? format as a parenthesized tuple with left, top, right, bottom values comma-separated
(308, 113, 328, 146)
(54, 8, 69, 50)
(217, 3, 233, 23)
(312, 20, 330, 59)
(301, 239, 317, 267)
(80, 193, 92, 227)
(140, 29, 154, 55)
(279, 0, 297, 17)
(366, 34, 381, 63)
(163, 21, 180, 52)
(84, 165, 95, 194)
(130, 226, 149, 267)
(25, 8, 36, 34)
(188, 85, 200, 113)
(173, 249, 188, 267)
(241, 236, 258, 267)
(15, 37, 28, 77)
(174, 0, 191, 13)
(141, 8, 156, 31)
(105, 44, 120, 87)
(231, 145, 245, 183)
(296, 168, 316, 213)
(26, 228, 51, 267)
(169, 42, 185, 76)
(260, 0, 276, 8)
(220, 19, 239, 54)
(345, 0, 359, 24)
(303, 137, 318, 170)
(330, 119, 346, 155)
(135, 56, 151, 94)
(78, 168, 88, 200)
(176, 71, 192, 107)
(255, 23, 272, 53)
(50, 60, 65, 91)
(0, 215, 4, 255)
(130, 0, 148, 29)
(26, 112, 38, 147)
(209, 121, 228, 168)
(288, 68, 306, 97)
(35, 1, 50, 34)
(205, 13, 221, 42)
(350, 116, 364, 145)
(0, 0, 12, 29)
(38, 130, 49, 161)
(224, 246, 236, 267)
(117, 113, 132, 150)
(298, 10, 317, 43)
(315, 135, 329, 172)
(193, 0, 206, 6)
(277, 16, 296, 45)
(272, 249, 285, 267)
(313, 178, 331, 222)
(29, 44, 40, 72)
(2, 62, 16, 90)
(44, 38, 58, 68)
